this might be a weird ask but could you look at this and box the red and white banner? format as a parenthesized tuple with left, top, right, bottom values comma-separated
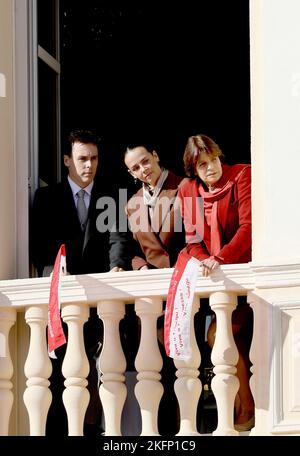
(48, 244, 67, 358)
(164, 250, 200, 360)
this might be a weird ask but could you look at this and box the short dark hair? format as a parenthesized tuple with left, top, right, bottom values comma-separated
(124, 140, 156, 158)
(183, 134, 224, 177)
(65, 129, 101, 157)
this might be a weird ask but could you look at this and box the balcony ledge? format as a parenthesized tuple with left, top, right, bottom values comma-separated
(1, 261, 300, 309)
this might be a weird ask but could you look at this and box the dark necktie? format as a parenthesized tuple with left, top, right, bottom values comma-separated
(77, 189, 88, 231)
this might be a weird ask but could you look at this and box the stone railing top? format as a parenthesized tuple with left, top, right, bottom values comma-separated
(1, 261, 300, 309)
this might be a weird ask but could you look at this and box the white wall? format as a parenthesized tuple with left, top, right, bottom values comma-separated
(251, 0, 300, 264)
(0, 0, 17, 279)
(0, 0, 30, 279)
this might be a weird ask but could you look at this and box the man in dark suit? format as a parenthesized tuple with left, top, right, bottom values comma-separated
(31, 129, 131, 435)
(31, 129, 129, 276)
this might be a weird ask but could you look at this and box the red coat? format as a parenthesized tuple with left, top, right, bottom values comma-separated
(178, 164, 251, 264)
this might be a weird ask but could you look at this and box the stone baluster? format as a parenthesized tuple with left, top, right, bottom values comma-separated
(23, 306, 52, 436)
(98, 300, 126, 436)
(0, 308, 16, 435)
(62, 303, 90, 436)
(248, 292, 257, 436)
(134, 297, 163, 436)
(174, 296, 201, 436)
(209, 291, 239, 436)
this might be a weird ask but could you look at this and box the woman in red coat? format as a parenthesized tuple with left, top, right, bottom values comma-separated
(179, 134, 254, 431)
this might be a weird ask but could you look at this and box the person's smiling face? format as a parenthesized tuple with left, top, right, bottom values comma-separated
(125, 146, 162, 189)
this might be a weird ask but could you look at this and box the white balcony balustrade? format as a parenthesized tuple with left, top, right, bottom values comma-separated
(1, 262, 300, 436)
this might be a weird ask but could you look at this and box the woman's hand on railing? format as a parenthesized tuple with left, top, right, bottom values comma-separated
(201, 258, 220, 277)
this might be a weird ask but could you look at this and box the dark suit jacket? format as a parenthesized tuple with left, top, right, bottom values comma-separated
(31, 178, 131, 276)
(126, 171, 186, 269)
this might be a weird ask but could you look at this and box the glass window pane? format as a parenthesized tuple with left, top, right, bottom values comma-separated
(37, 0, 57, 57)
(38, 59, 58, 185)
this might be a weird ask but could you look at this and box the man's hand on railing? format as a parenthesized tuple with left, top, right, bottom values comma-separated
(110, 266, 125, 272)
(49, 267, 70, 278)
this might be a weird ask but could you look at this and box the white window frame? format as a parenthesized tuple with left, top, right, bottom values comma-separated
(14, 0, 61, 277)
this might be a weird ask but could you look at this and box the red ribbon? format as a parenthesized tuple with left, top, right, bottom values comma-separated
(164, 250, 200, 359)
(48, 244, 67, 356)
